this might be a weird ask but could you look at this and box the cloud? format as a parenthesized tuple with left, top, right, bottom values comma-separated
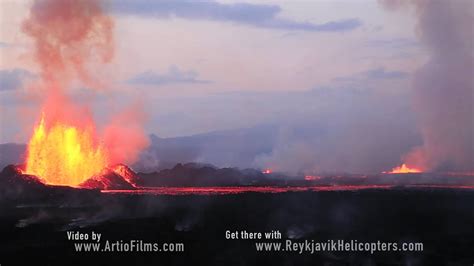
(363, 67, 409, 80)
(333, 67, 409, 86)
(0, 42, 11, 48)
(0, 68, 35, 91)
(110, 0, 361, 32)
(366, 38, 419, 49)
(127, 66, 210, 86)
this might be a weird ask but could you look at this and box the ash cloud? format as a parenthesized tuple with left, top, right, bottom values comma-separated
(380, 0, 474, 171)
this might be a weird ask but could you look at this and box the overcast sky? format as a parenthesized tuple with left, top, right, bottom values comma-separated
(0, 0, 424, 143)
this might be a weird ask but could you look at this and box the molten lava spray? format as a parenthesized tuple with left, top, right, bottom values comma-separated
(22, 0, 148, 186)
(383, 164, 421, 174)
(26, 114, 107, 185)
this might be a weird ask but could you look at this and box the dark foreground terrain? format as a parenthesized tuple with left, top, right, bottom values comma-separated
(0, 187, 473, 266)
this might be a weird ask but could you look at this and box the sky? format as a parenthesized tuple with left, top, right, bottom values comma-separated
(1, 0, 449, 173)
(0, 0, 424, 139)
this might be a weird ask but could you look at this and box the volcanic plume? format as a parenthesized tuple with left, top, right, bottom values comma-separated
(380, 0, 474, 172)
(21, 0, 148, 186)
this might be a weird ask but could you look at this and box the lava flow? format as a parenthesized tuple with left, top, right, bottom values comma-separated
(304, 175, 321, 181)
(25, 114, 107, 186)
(383, 164, 422, 174)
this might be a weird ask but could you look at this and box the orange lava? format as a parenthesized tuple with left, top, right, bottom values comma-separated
(109, 164, 138, 186)
(25, 114, 107, 186)
(101, 185, 395, 195)
(101, 185, 474, 195)
(384, 164, 422, 174)
(304, 175, 321, 181)
(262, 169, 272, 174)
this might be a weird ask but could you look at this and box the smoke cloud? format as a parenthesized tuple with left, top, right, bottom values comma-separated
(22, 0, 114, 128)
(102, 102, 149, 165)
(380, 0, 474, 171)
(22, 0, 113, 89)
(249, 88, 420, 175)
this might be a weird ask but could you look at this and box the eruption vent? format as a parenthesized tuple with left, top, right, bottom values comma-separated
(383, 164, 421, 174)
(25, 114, 107, 186)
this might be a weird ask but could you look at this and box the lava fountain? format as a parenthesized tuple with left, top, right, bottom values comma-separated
(25, 114, 107, 186)
(383, 164, 422, 174)
(19, 0, 147, 187)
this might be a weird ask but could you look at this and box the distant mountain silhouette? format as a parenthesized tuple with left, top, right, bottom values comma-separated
(0, 125, 278, 172)
(138, 162, 270, 187)
(0, 143, 26, 170)
(132, 124, 279, 171)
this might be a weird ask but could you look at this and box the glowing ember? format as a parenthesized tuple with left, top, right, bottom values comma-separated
(384, 164, 422, 174)
(25, 114, 107, 186)
(262, 169, 272, 174)
(304, 175, 321, 181)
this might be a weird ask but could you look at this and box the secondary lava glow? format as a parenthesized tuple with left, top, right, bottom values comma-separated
(384, 164, 422, 174)
(304, 175, 321, 181)
(262, 169, 272, 174)
(25, 114, 107, 186)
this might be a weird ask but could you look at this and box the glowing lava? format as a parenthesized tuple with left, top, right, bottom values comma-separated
(262, 169, 272, 174)
(25, 114, 107, 186)
(384, 164, 422, 174)
(304, 175, 321, 181)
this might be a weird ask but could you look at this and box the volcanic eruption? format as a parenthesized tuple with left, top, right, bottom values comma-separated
(20, 0, 147, 187)
(25, 113, 108, 186)
(383, 164, 421, 174)
(379, 0, 474, 173)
